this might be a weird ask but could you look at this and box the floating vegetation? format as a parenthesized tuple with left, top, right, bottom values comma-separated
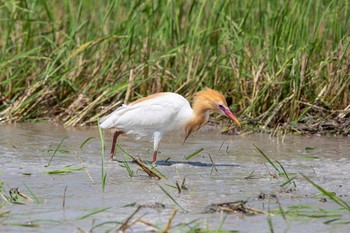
(123, 202, 166, 210)
(133, 156, 165, 179)
(270, 205, 344, 219)
(9, 222, 40, 228)
(46, 166, 84, 175)
(204, 201, 266, 215)
(8, 187, 32, 204)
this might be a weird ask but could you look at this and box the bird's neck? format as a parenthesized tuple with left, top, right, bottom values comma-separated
(184, 103, 210, 141)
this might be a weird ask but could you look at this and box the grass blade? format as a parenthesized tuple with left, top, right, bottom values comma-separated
(80, 136, 95, 150)
(98, 121, 107, 192)
(275, 160, 296, 187)
(280, 176, 296, 187)
(47, 166, 84, 174)
(267, 213, 274, 233)
(45, 136, 67, 167)
(253, 144, 281, 174)
(184, 148, 204, 161)
(158, 184, 186, 212)
(22, 182, 41, 204)
(301, 174, 350, 211)
(121, 158, 134, 177)
(78, 207, 111, 220)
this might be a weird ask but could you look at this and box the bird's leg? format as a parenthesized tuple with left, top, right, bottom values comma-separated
(152, 151, 158, 163)
(152, 132, 163, 163)
(110, 130, 124, 160)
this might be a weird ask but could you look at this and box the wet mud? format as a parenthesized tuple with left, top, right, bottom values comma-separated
(0, 123, 349, 232)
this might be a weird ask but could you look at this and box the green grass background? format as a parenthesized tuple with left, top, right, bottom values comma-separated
(0, 0, 349, 127)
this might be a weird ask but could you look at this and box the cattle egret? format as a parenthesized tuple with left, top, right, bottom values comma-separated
(99, 88, 240, 163)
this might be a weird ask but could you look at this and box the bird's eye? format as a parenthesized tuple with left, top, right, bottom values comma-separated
(218, 104, 225, 111)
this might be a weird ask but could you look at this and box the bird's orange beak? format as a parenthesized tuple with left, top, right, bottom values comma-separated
(223, 108, 241, 127)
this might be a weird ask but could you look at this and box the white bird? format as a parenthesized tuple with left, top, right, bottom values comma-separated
(99, 88, 241, 163)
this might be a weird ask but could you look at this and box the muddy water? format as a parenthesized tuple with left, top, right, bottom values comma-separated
(0, 122, 349, 233)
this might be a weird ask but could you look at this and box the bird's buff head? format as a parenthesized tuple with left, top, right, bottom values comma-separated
(193, 88, 241, 127)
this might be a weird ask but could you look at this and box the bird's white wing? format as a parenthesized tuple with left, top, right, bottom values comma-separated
(99, 93, 191, 137)
(99, 104, 127, 123)
(116, 99, 181, 131)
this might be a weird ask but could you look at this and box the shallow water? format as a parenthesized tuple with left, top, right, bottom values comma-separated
(0, 122, 349, 233)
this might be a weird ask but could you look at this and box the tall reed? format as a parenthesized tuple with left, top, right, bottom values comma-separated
(1, 0, 349, 128)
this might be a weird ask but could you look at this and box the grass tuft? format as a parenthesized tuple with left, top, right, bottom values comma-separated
(254, 144, 296, 187)
(301, 174, 350, 212)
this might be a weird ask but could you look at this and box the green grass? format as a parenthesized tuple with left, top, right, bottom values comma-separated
(46, 166, 84, 174)
(78, 207, 111, 220)
(184, 148, 204, 160)
(22, 182, 42, 204)
(45, 137, 67, 167)
(254, 144, 296, 187)
(0, 0, 349, 129)
(98, 122, 107, 192)
(302, 174, 350, 212)
(158, 184, 186, 212)
(270, 205, 344, 219)
(79, 136, 95, 150)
